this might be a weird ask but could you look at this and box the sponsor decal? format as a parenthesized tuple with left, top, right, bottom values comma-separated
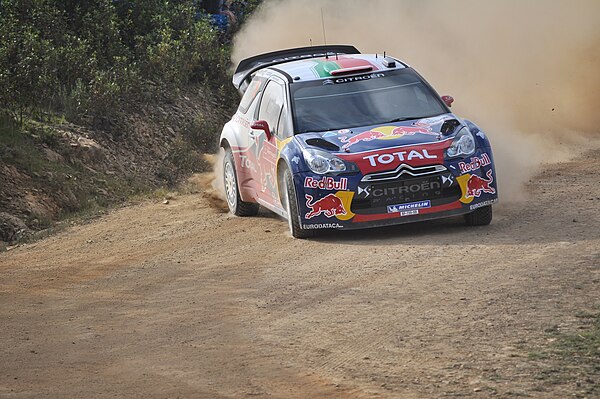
(401, 210, 419, 217)
(333, 191, 355, 221)
(239, 154, 257, 172)
(305, 193, 348, 219)
(458, 153, 491, 174)
(457, 170, 496, 204)
(392, 125, 438, 137)
(232, 114, 251, 129)
(387, 200, 431, 214)
(292, 156, 300, 164)
(302, 223, 343, 230)
(330, 72, 386, 84)
(323, 129, 351, 138)
(371, 181, 440, 198)
(339, 125, 438, 150)
(442, 174, 454, 186)
(232, 131, 283, 203)
(466, 170, 496, 198)
(363, 149, 437, 167)
(304, 176, 348, 191)
(311, 57, 380, 78)
(261, 173, 276, 195)
(470, 199, 498, 210)
(337, 140, 451, 174)
(414, 115, 454, 126)
(353, 201, 462, 223)
(340, 130, 385, 149)
(276, 136, 294, 152)
(257, 140, 277, 165)
(357, 186, 371, 198)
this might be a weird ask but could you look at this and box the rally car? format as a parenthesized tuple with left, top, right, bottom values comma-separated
(220, 45, 498, 238)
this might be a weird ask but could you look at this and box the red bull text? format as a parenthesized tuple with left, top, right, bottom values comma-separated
(304, 177, 348, 191)
(459, 153, 491, 174)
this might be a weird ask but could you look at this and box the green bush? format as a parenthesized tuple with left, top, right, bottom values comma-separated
(0, 0, 250, 130)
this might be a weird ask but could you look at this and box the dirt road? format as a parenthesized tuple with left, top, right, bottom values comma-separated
(1, 146, 599, 398)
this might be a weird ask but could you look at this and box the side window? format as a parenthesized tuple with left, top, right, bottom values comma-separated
(257, 80, 285, 135)
(276, 104, 292, 138)
(238, 78, 263, 114)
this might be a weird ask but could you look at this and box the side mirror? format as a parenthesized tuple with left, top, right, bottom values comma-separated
(441, 95, 454, 108)
(251, 120, 271, 140)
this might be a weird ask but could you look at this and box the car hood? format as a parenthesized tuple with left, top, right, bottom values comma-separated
(298, 113, 462, 153)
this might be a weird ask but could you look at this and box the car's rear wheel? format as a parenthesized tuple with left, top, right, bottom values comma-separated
(464, 205, 493, 226)
(223, 148, 259, 216)
(282, 167, 315, 239)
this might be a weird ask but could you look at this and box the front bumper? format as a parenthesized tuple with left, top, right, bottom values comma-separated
(294, 149, 498, 231)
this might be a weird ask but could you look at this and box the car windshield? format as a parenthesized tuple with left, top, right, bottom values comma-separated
(291, 68, 446, 133)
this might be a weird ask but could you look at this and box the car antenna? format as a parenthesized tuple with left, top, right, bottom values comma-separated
(309, 38, 313, 47)
(321, 8, 328, 59)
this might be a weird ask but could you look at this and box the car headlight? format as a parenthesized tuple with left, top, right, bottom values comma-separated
(303, 148, 351, 174)
(445, 127, 476, 158)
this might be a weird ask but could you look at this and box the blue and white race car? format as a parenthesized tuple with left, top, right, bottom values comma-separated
(220, 45, 498, 238)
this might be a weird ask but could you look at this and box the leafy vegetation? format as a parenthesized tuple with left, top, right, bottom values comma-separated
(0, 0, 258, 127)
(0, 0, 262, 242)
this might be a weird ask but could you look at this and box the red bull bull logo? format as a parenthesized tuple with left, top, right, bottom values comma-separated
(390, 125, 436, 137)
(339, 130, 385, 149)
(466, 170, 496, 198)
(305, 194, 348, 219)
(338, 124, 439, 150)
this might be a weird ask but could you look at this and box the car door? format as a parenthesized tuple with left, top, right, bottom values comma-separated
(230, 77, 264, 198)
(252, 78, 286, 205)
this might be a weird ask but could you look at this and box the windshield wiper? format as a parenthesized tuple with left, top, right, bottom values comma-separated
(384, 117, 417, 123)
(385, 114, 440, 124)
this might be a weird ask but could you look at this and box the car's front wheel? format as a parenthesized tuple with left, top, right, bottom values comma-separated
(464, 205, 493, 226)
(223, 148, 259, 216)
(282, 167, 315, 239)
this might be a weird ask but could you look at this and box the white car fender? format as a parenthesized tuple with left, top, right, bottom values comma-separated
(220, 113, 257, 202)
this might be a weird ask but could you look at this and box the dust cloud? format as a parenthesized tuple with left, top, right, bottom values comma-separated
(192, 153, 228, 212)
(232, 0, 600, 201)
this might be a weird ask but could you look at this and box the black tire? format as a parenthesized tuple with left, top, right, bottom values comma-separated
(465, 205, 493, 226)
(223, 148, 259, 217)
(282, 167, 315, 239)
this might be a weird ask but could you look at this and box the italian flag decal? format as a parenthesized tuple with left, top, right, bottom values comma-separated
(311, 56, 379, 78)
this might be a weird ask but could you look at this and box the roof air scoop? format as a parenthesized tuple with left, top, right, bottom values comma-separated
(382, 57, 396, 68)
(330, 65, 373, 76)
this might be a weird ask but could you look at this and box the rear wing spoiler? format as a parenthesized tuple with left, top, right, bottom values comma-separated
(232, 45, 361, 94)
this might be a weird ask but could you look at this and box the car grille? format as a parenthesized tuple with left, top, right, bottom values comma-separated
(351, 170, 462, 215)
(361, 163, 447, 182)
